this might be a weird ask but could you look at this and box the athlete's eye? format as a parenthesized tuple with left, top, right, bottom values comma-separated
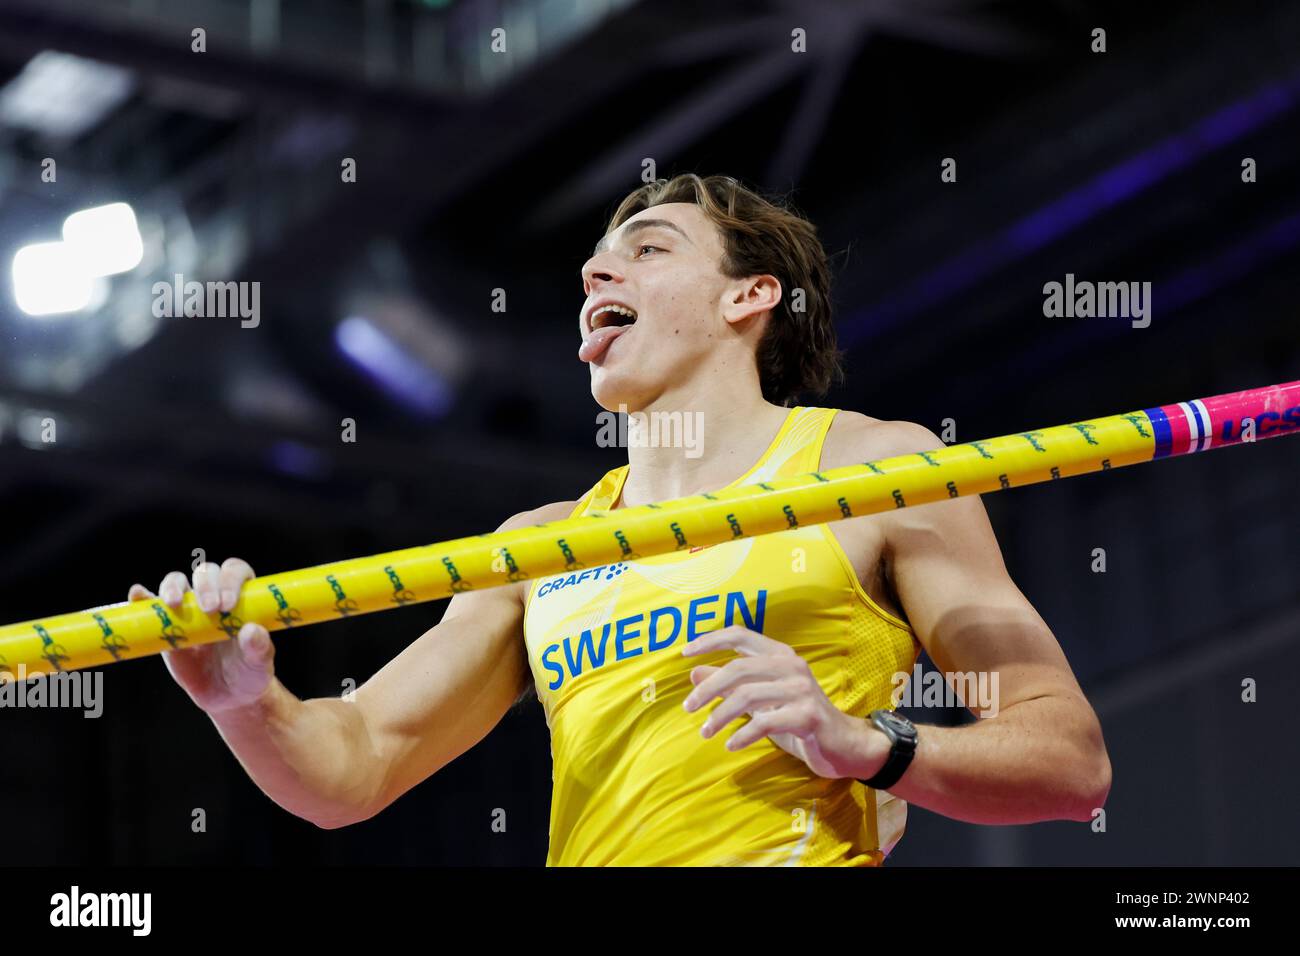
(636, 244, 662, 257)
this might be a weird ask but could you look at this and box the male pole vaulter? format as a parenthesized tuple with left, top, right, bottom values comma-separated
(127, 174, 1110, 865)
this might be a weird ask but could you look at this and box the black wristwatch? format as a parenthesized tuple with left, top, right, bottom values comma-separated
(856, 709, 918, 790)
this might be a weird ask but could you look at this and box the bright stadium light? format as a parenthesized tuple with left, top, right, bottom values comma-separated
(0, 51, 135, 139)
(11, 242, 95, 316)
(62, 202, 144, 277)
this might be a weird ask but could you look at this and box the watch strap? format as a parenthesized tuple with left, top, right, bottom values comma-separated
(856, 709, 917, 790)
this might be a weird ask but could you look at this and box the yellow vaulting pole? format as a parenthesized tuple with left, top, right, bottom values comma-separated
(1, 380, 1297, 681)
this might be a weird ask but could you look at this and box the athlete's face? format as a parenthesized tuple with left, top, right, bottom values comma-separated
(578, 203, 776, 412)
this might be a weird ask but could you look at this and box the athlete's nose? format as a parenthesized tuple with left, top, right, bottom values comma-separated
(581, 253, 623, 296)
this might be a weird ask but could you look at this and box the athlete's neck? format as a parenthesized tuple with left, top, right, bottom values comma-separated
(616, 384, 792, 508)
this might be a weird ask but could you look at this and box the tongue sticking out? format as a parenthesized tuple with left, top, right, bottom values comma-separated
(578, 323, 632, 364)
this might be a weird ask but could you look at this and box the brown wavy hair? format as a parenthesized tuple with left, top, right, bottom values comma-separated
(604, 174, 844, 406)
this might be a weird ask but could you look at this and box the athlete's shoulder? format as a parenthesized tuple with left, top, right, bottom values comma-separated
(821, 409, 944, 470)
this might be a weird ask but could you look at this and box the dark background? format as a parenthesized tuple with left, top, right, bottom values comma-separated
(0, 0, 1296, 865)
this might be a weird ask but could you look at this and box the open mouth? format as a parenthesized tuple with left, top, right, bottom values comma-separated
(579, 302, 639, 364)
(589, 303, 638, 331)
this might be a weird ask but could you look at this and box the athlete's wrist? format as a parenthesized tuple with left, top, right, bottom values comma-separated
(854, 710, 919, 789)
(840, 711, 892, 781)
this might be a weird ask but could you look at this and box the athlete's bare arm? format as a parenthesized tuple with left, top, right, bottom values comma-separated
(822, 412, 1112, 824)
(134, 501, 574, 830)
(342, 499, 574, 820)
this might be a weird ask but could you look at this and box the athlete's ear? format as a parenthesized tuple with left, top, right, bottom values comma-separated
(721, 274, 782, 327)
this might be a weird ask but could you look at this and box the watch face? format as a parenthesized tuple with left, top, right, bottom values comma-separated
(880, 711, 914, 736)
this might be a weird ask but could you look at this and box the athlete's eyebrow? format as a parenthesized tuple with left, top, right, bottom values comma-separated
(593, 218, 692, 257)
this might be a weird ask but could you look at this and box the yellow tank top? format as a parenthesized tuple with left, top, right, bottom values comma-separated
(523, 406, 921, 866)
